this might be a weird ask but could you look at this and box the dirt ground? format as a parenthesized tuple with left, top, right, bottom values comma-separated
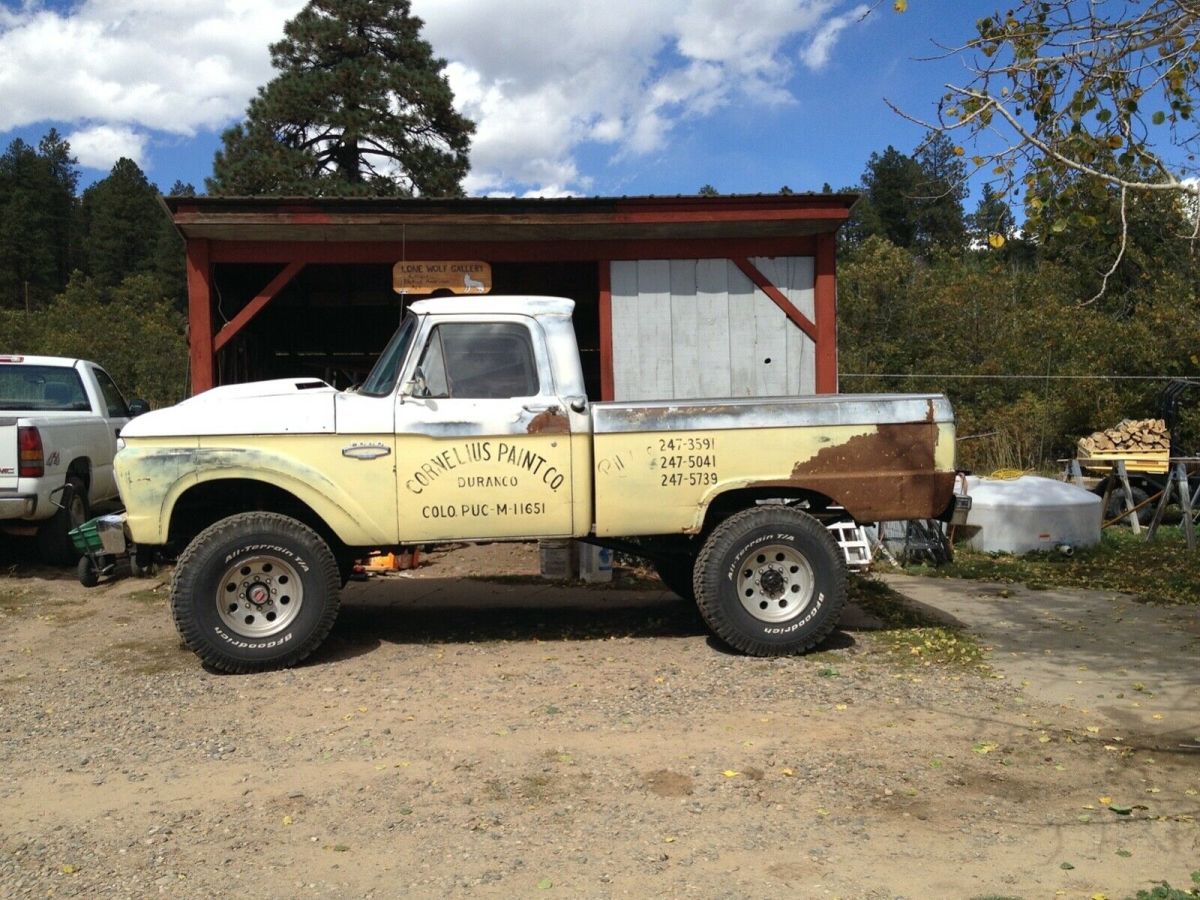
(0, 539, 1197, 899)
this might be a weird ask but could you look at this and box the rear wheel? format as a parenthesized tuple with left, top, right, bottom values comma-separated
(171, 512, 341, 673)
(694, 506, 846, 656)
(37, 476, 88, 565)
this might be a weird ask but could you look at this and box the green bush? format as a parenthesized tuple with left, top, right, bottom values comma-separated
(0, 272, 187, 410)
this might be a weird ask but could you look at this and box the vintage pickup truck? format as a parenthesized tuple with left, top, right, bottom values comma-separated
(115, 297, 961, 672)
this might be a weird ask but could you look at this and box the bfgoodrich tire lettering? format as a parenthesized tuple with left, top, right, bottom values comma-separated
(693, 506, 847, 656)
(171, 512, 340, 673)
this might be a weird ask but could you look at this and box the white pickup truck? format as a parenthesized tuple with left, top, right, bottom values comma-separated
(0, 355, 146, 562)
(116, 297, 964, 672)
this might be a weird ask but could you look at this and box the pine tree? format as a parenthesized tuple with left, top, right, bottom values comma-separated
(842, 136, 968, 255)
(37, 130, 79, 288)
(853, 146, 923, 250)
(0, 136, 77, 309)
(79, 159, 185, 304)
(208, 0, 474, 197)
(968, 184, 1015, 248)
(913, 132, 967, 252)
(80, 159, 165, 288)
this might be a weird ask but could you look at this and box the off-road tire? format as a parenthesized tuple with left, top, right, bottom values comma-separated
(693, 506, 846, 656)
(171, 512, 341, 673)
(37, 475, 88, 565)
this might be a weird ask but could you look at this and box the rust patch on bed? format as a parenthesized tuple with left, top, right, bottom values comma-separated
(753, 423, 954, 521)
(526, 409, 570, 434)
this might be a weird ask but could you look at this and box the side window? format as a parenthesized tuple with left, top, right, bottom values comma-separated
(415, 322, 540, 399)
(92, 367, 130, 418)
(417, 329, 451, 398)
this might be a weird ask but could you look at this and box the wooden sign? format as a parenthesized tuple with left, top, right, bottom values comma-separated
(392, 260, 492, 295)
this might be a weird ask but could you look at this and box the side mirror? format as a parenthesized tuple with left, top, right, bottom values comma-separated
(402, 367, 429, 398)
(128, 398, 150, 417)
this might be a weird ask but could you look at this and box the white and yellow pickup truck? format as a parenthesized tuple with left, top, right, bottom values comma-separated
(116, 296, 961, 672)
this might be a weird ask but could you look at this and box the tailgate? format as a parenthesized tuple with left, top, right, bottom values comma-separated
(0, 419, 16, 490)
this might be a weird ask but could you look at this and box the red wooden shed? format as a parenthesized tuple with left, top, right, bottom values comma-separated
(165, 193, 856, 400)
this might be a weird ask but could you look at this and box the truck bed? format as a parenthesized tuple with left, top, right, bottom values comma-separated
(590, 393, 957, 535)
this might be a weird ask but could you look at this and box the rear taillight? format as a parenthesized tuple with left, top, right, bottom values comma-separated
(18, 426, 44, 477)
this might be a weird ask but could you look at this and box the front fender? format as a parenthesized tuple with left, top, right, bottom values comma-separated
(116, 443, 393, 546)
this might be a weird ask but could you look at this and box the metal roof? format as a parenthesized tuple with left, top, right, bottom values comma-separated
(162, 192, 859, 244)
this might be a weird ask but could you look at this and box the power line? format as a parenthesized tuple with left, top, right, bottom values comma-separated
(839, 373, 1190, 381)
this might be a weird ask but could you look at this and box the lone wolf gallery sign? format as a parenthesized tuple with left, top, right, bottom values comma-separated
(392, 261, 492, 295)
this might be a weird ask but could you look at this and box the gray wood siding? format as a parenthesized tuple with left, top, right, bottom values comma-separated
(610, 257, 816, 400)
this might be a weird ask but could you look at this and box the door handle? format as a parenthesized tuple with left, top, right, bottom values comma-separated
(522, 404, 562, 414)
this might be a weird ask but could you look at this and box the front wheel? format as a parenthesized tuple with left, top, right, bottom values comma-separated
(170, 512, 341, 673)
(693, 506, 847, 656)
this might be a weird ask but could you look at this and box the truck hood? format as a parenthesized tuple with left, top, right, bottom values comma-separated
(121, 378, 339, 438)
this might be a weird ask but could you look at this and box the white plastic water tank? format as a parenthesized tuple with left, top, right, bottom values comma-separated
(960, 475, 1102, 554)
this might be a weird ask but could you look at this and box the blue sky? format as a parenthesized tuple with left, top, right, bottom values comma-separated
(0, 1, 1000, 202)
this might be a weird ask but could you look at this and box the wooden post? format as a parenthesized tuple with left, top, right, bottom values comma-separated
(186, 239, 214, 394)
(598, 261, 613, 401)
(1067, 459, 1084, 488)
(1146, 466, 1174, 539)
(1177, 463, 1196, 550)
(1116, 460, 1141, 535)
(814, 233, 838, 394)
(1146, 462, 1195, 550)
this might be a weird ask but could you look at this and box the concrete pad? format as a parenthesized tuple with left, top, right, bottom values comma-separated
(882, 573, 1200, 747)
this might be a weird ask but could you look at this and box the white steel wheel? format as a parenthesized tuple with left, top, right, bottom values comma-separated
(216, 553, 304, 638)
(171, 512, 340, 673)
(693, 505, 847, 656)
(735, 543, 815, 623)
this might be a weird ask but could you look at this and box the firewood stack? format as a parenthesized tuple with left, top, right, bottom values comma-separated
(1077, 418, 1170, 456)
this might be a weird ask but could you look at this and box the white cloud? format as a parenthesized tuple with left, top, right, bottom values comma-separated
(0, 1, 303, 137)
(417, 0, 869, 194)
(65, 123, 147, 170)
(802, 4, 870, 69)
(0, 0, 868, 194)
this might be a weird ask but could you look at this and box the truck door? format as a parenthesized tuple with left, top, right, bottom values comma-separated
(84, 365, 131, 503)
(394, 315, 574, 541)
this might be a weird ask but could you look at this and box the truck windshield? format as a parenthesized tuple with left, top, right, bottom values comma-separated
(358, 313, 418, 396)
(0, 365, 91, 412)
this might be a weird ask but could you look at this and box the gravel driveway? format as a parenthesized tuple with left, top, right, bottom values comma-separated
(1, 542, 1197, 898)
